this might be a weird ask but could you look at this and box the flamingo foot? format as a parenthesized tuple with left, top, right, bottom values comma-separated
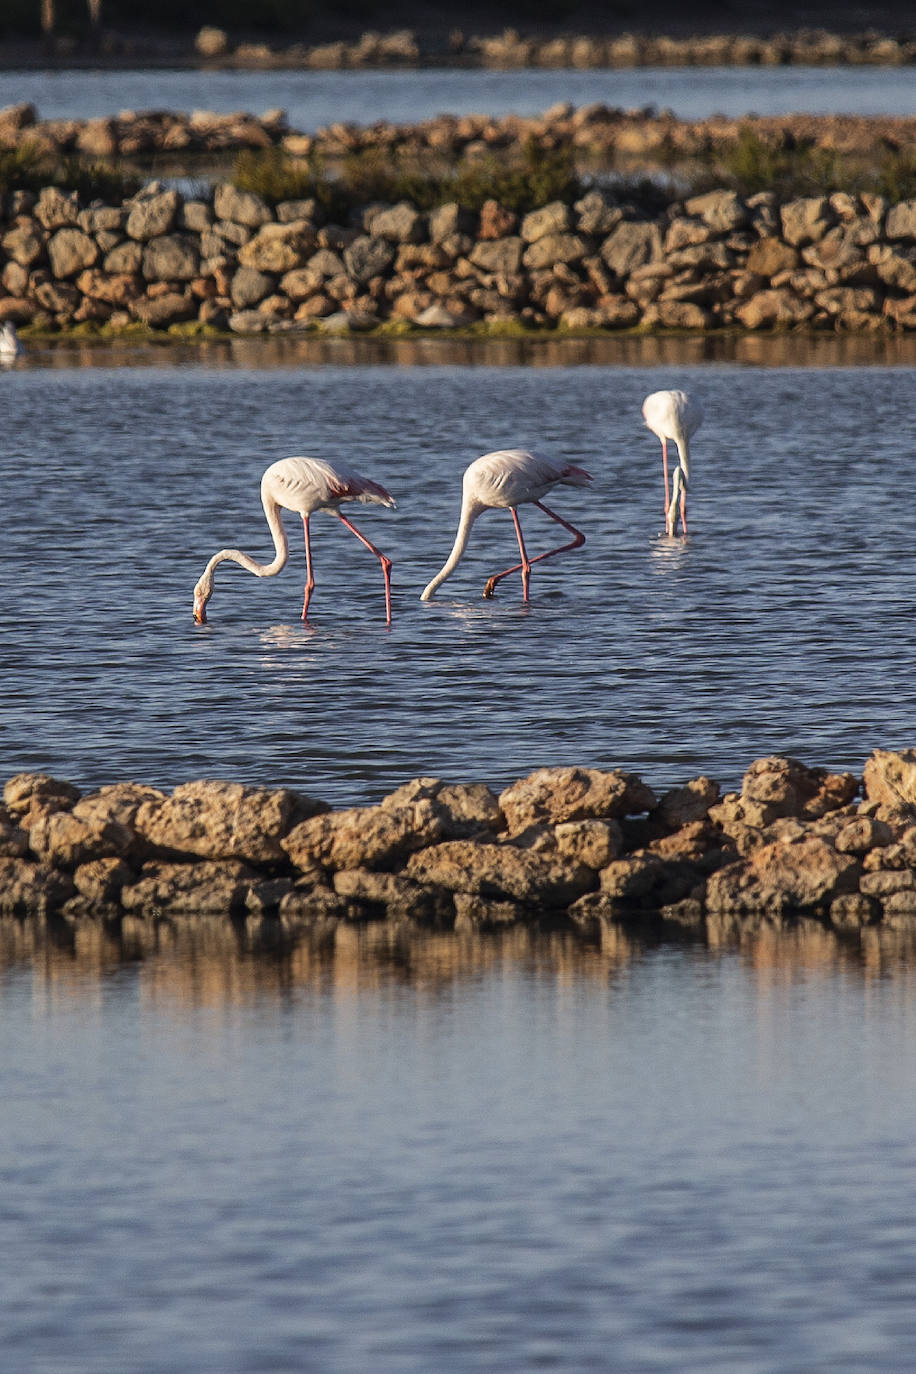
(483, 578, 497, 598)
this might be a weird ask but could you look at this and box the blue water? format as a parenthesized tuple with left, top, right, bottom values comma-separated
(1, 340, 914, 805)
(3, 920, 916, 1372)
(2, 63, 916, 127)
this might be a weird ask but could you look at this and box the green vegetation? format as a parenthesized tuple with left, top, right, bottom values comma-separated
(692, 125, 916, 201)
(0, 144, 141, 201)
(232, 139, 581, 216)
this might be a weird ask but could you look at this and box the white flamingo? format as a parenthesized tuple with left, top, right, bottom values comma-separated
(642, 389, 703, 536)
(193, 456, 396, 625)
(0, 321, 23, 361)
(420, 448, 592, 602)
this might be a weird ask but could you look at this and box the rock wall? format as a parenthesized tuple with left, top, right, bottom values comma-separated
(6, 751, 916, 937)
(190, 26, 916, 69)
(5, 171, 916, 335)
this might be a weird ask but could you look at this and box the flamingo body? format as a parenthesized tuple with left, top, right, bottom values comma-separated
(642, 389, 702, 535)
(420, 448, 592, 602)
(193, 456, 395, 624)
(0, 321, 23, 361)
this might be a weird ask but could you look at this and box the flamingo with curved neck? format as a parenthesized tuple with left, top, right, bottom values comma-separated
(193, 456, 396, 624)
(420, 448, 592, 602)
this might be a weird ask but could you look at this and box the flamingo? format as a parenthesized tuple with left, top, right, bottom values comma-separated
(420, 448, 592, 602)
(642, 389, 702, 536)
(0, 321, 23, 361)
(193, 456, 396, 625)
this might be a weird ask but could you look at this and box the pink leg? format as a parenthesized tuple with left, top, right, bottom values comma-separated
(661, 438, 670, 513)
(483, 501, 586, 600)
(301, 515, 316, 619)
(336, 512, 393, 624)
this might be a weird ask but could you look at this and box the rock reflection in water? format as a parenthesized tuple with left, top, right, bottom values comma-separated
(22, 330, 916, 375)
(5, 912, 916, 1010)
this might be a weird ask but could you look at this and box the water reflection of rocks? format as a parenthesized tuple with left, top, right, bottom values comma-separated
(4, 912, 916, 1008)
(22, 331, 916, 373)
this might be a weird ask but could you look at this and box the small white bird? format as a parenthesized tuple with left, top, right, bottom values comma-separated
(193, 456, 396, 625)
(642, 389, 703, 536)
(420, 448, 592, 602)
(0, 321, 23, 362)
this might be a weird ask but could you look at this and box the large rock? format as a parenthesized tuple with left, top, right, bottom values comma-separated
(2, 222, 46, 266)
(520, 202, 571, 243)
(230, 266, 276, 307)
(863, 748, 916, 812)
(600, 221, 663, 276)
(780, 196, 834, 246)
(34, 186, 80, 230)
(523, 232, 588, 269)
(343, 235, 397, 283)
(368, 202, 425, 243)
(684, 189, 747, 232)
(238, 221, 317, 273)
(47, 227, 98, 278)
(213, 184, 272, 228)
(3, 772, 81, 824)
(705, 835, 860, 914)
(468, 237, 524, 276)
(27, 810, 135, 868)
(885, 201, 916, 241)
(499, 766, 657, 833)
(142, 234, 200, 281)
(120, 860, 257, 915)
(405, 840, 593, 906)
(132, 780, 327, 863)
(282, 799, 444, 873)
(0, 857, 74, 914)
(126, 188, 180, 240)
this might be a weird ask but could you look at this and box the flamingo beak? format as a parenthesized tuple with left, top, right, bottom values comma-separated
(193, 596, 207, 624)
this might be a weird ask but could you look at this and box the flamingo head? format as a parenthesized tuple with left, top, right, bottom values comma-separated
(193, 578, 211, 624)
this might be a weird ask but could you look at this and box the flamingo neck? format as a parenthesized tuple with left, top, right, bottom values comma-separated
(420, 493, 484, 600)
(195, 493, 290, 606)
(673, 432, 691, 480)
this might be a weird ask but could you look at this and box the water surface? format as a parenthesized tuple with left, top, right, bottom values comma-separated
(1, 341, 913, 804)
(3, 917, 916, 1372)
(2, 64, 916, 126)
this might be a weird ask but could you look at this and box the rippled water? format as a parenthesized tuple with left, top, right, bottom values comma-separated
(3, 63, 916, 126)
(4, 918, 916, 1373)
(2, 339, 914, 804)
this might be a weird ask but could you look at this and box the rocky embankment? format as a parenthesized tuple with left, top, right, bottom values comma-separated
(5, 167, 916, 335)
(6, 751, 916, 937)
(190, 25, 916, 69)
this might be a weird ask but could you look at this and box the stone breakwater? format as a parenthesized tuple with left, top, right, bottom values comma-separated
(6, 170, 916, 335)
(189, 26, 916, 70)
(6, 751, 916, 936)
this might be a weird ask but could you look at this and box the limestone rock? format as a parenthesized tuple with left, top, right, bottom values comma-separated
(47, 228, 98, 279)
(126, 189, 180, 241)
(405, 839, 593, 905)
(654, 776, 720, 828)
(213, 184, 272, 228)
(0, 857, 73, 914)
(3, 773, 81, 824)
(705, 835, 860, 913)
(283, 799, 443, 873)
(863, 748, 916, 812)
(120, 860, 257, 915)
(499, 766, 656, 833)
(27, 811, 135, 868)
(141, 234, 200, 282)
(133, 780, 327, 863)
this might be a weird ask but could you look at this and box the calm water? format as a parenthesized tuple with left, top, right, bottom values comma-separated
(5, 339, 916, 1371)
(2, 63, 916, 126)
(1, 339, 914, 805)
(4, 917, 916, 1372)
